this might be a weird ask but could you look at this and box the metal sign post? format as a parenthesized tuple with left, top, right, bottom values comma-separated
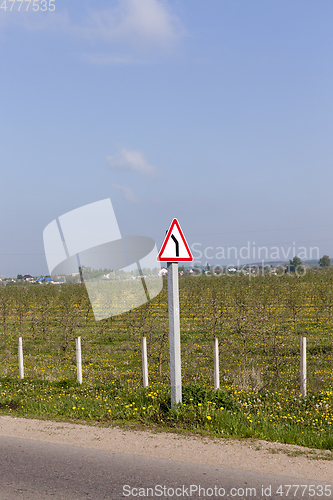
(158, 219, 193, 409)
(167, 261, 182, 407)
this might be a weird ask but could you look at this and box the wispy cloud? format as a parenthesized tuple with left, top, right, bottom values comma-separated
(79, 0, 184, 50)
(80, 52, 145, 66)
(0, 0, 185, 61)
(0, 9, 70, 35)
(111, 184, 139, 203)
(107, 149, 157, 176)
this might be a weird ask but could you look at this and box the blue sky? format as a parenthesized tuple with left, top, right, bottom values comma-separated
(1, 0, 333, 276)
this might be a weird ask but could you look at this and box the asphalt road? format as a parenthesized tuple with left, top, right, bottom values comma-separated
(0, 436, 331, 500)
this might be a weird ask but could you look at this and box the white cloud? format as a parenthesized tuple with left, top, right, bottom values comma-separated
(107, 149, 157, 176)
(1, 0, 184, 56)
(80, 0, 184, 49)
(111, 184, 139, 203)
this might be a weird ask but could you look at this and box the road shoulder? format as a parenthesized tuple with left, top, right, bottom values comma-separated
(0, 415, 332, 481)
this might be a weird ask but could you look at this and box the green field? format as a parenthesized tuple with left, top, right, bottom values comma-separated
(1, 271, 333, 452)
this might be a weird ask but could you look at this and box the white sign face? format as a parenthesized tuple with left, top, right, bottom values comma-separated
(157, 218, 193, 262)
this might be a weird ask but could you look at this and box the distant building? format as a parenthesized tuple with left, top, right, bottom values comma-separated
(36, 277, 54, 283)
(22, 274, 34, 281)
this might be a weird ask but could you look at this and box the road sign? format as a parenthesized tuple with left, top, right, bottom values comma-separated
(157, 218, 192, 408)
(157, 219, 193, 262)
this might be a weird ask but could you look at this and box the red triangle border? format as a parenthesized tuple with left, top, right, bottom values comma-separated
(157, 218, 193, 262)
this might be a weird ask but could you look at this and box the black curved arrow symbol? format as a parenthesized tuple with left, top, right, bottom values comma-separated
(171, 234, 179, 257)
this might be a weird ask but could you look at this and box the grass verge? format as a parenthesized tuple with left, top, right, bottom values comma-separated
(1, 376, 333, 452)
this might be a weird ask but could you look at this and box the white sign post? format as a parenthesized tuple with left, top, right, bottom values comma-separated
(167, 261, 181, 406)
(158, 219, 193, 409)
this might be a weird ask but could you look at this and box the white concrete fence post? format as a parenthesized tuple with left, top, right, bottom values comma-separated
(213, 337, 220, 391)
(76, 336, 82, 384)
(300, 336, 307, 397)
(141, 336, 149, 388)
(18, 337, 24, 380)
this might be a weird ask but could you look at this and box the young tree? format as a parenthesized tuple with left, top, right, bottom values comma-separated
(57, 285, 82, 359)
(0, 287, 12, 350)
(287, 256, 303, 273)
(319, 255, 331, 267)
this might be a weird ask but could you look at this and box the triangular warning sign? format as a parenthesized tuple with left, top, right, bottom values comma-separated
(157, 219, 193, 262)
